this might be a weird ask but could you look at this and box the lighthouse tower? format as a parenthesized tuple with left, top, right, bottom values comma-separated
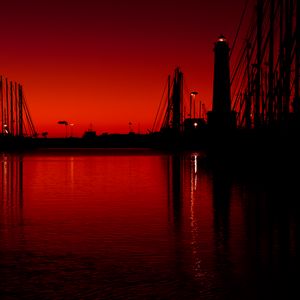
(208, 35, 236, 129)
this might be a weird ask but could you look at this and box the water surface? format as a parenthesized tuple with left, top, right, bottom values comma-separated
(0, 150, 298, 299)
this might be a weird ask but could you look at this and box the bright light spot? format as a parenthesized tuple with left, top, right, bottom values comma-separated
(194, 155, 198, 174)
(194, 122, 198, 128)
(218, 35, 226, 42)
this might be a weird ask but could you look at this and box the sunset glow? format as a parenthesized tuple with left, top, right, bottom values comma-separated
(0, 0, 245, 137)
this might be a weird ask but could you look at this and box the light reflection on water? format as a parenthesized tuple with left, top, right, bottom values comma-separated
(0, 150, 299, 299)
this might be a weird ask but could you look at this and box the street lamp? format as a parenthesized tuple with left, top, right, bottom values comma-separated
(3, 124, 9, 135)
(57, 120, 69, 138)
(69, 123, 74, 137)
(190, 91, 198, 119)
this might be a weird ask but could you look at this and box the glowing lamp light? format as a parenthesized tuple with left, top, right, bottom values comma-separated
(193, 122, 198, 128)
(218, 35, 226, 42)
(3, 124, 9, 134)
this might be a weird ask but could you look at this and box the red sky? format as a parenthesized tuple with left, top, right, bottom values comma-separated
(0, 0, 250, 137)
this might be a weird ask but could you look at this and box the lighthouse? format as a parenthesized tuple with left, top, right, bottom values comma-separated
(208, 35, 236, 130)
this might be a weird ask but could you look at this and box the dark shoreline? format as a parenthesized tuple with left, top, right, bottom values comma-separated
(1, 129, 300, 171)
(1, 128, 299, 150)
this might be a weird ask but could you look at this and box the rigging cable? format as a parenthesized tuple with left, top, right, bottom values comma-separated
(230, 0, 250, 58)
(152, 78, 168, 132)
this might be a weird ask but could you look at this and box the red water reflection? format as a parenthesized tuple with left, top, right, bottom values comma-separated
(0, 150, 298, 299)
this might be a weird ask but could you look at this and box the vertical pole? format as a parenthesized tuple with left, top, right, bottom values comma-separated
(172, 68, 182, 133)
(190, 93, 192, 118)
(14, 82, 18, 136)
(264, 71, 268, 122)
(0, 77, 3, 134)
(283, 0, 293, 116)
(172, 69, 179, 131)
(199, 100, 202, 119)
(246, 41, 252, 128)
(261, 72, 266, 124)
(268, 0, 275, 126)
(18, 85, 23, 137)
(193, 94, 196, 119)
(294, 0, 300, 114)
(240, 92, 243, 123)
(5, 78, 9, 129)
(166, 75, 171, 128)
(180, 72, 184, 129)
(255, 0, 263, 128)
(277, 0, 284, 121)
(10, 82, 14, 136)
(274, 71, 278, 119)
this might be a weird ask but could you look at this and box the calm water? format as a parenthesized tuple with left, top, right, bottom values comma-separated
(0, 149, 299, 299)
